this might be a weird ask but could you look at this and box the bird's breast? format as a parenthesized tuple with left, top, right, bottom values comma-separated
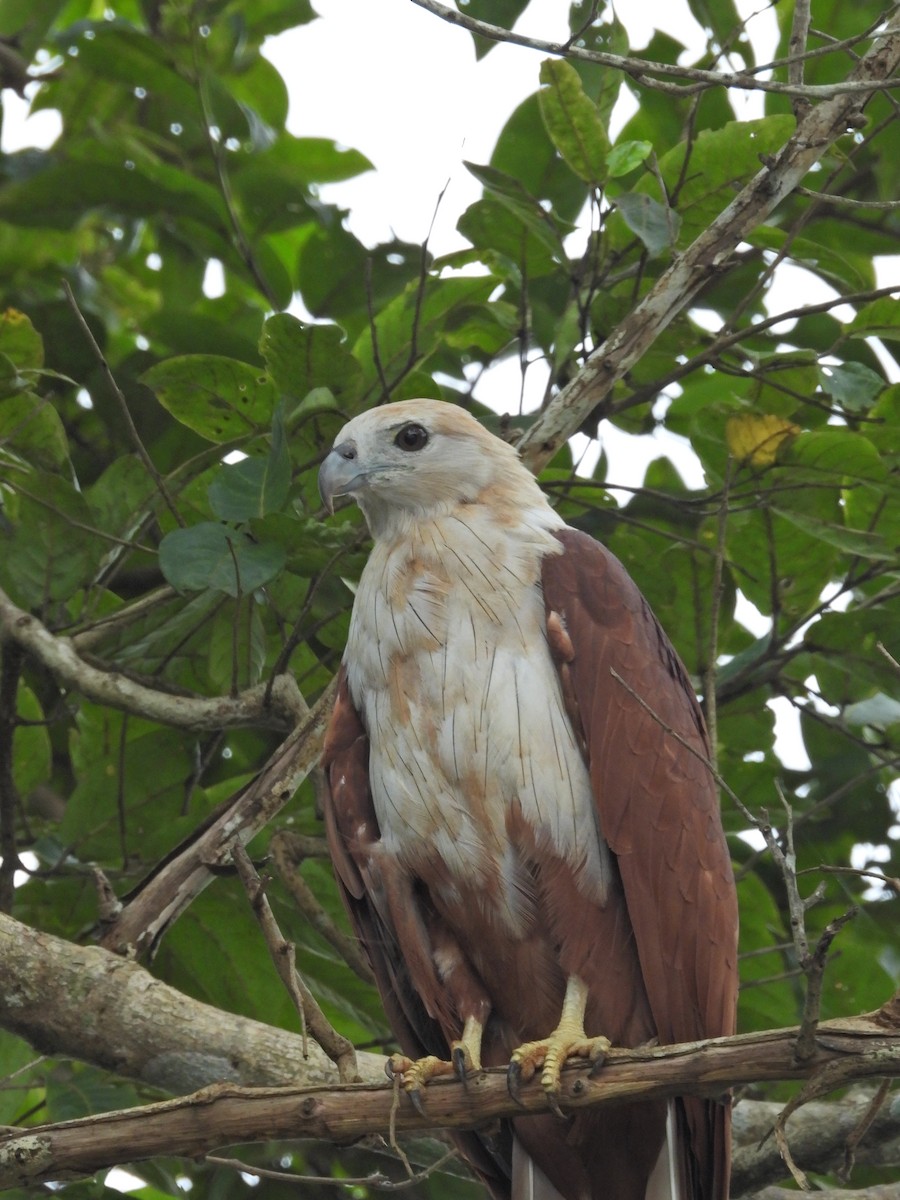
(344, 517, 610, 932)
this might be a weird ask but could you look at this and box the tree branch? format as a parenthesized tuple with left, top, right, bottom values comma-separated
(0, 582, 305, 732)
(411, 0, 897, 99)
(2, 999, 898, 1190)
(0, 910, 385, 1096)
(98, 674, 337, 957)
(514, 8, 900, 471)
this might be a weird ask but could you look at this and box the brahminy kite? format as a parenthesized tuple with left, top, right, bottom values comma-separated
(319, 399, 738, 1200)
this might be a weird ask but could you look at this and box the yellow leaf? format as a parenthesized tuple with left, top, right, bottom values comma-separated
(726, 413, 800, 466)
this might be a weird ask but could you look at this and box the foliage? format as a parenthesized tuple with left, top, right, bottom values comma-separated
(0, 0, 898, 1195)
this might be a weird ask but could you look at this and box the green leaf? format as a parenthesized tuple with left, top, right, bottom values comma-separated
(158, 522, 286, 596)
(13, 684, 52, 796)
(141, 355, 280, 442)
(458, 0, 531, 58)
(464, 162, 569, 255)
(0, 308, 44, 370)
(615, 192, 681, 255)
(260, 313, 362, 405)
(846, 296, 900, 344)
(0, 391, 70, 468)
(606, 139, 653, 178)
(538, 58, 610, 185)
(207, 410, 291, 521)
(817, 361, 885, 411)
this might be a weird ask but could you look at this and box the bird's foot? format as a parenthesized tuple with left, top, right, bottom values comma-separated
(386, 1053, 455, 1115)
(387, 1019, 483, 1114)
(507, 976, 609, 1117)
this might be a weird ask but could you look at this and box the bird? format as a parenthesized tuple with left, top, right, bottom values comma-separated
(318, 399, 738, 1200)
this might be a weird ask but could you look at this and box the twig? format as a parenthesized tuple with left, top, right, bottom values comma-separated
(841, 1078, 893, 1180)
(231, 843, 359, 1084)
(511, 9, 900, 471)
(269, 830, 376, 985)
(788, 0, 813, 120)
(61, 280, 184, 528)
(0, 641, 24, 913)
(97, 673, 337, 957)
(205, 1148, 459, 1190)
(410, 0, 898, 99)
(877, 641, 900, 674)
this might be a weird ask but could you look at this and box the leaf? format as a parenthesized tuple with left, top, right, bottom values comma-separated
(141, 355, 280, 442)
(726, 413, 800, 465)
(538, 59, 610, 185)
(207, 411, 291, 521)
(13, 684, 51, 796)
(260, 313, 362, 405)
(0, 308, 44, 370)
(846, 296, 900, 344)
(158, 522, 286, 596)
(0, 391, 70, 468)
(615, 192, 681, 255)
(606, 139, 653, 179)
(843, 693, 900, 727)
(457, 0, 531, 58)
(464, 162, 569, 255)
(817, 361, 885, 411)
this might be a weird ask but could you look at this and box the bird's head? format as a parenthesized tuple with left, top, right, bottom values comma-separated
(318, 400, 542, 539)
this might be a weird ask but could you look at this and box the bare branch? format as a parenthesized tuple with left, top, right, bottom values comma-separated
(411, 0, 897, 99)
(2, 1003, 899, 1190)
(0, 582, 305, 733)
(232, 843, 359, 1083)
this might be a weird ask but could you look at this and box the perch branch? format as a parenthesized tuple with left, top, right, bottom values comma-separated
(2, 1002, 899, 1190)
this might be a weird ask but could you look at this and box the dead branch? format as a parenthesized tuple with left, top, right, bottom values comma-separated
(231, 843, 359, 1082)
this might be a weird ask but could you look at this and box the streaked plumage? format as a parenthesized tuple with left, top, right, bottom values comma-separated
(319, 400, 738, 1200)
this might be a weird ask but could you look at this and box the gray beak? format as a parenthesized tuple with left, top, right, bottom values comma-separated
(318, 441, 361, 514)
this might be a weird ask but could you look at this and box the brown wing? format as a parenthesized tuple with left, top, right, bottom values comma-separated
(542, 528, 738, 1200)
(321, 668, 513, 1200)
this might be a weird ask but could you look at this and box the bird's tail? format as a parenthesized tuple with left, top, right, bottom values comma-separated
(511, 1101, 685, 1200)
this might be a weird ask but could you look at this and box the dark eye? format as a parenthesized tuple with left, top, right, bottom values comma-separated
(394, 423, 429, 452)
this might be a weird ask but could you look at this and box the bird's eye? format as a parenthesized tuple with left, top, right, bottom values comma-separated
(394, 423, 429, 452)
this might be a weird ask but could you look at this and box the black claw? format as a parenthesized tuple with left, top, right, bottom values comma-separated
(548, 1092, 566, 1121)
(408, 1086, 427, 1118)
(452, 1047, 469, 1086)
(507, 1061, 527, 1106)
(384, 1060, 396, 1081)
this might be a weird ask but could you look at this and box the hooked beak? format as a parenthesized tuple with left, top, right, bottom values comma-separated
(318, 441, 362, 514)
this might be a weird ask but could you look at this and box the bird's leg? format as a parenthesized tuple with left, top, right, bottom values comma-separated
(508, 975, 610, 1116)
(387, 1015, 483, 1114)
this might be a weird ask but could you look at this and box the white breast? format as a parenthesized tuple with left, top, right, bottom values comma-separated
(345, 506, 610, 934)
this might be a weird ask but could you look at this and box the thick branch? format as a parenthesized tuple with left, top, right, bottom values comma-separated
(0, 583, 304, 732)
(0, 910, 384, 1096)
(516, 8, 900, 472)
(98, 674, 337, 956)
(2, 1004, 899, 1190)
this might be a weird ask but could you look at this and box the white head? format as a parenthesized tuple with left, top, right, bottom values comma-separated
(318, 400, 548, 539)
